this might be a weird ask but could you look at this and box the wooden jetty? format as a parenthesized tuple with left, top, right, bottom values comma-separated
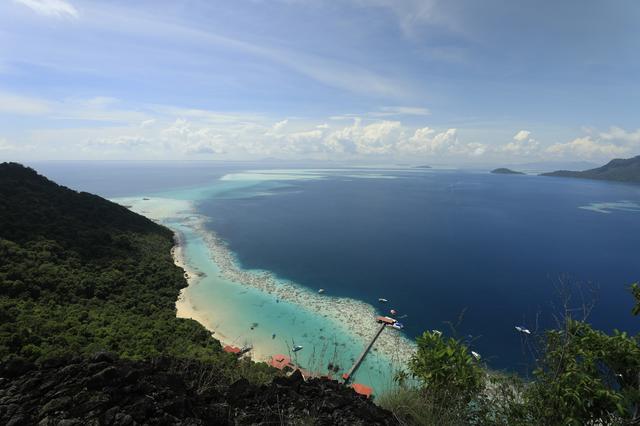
(342, 320, 388, 383)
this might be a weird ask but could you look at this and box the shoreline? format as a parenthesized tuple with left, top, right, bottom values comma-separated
(186, 214, 416, 367)
(117, 194, 417, 384)
(173, 229, 272, 361)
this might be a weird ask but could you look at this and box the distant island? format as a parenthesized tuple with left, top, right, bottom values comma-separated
(491, 168, 524, 175)
(541, 155, 640, 183)
(413, 165, 432, 169)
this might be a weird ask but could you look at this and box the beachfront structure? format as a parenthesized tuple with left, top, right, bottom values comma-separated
(375, 316, 397, 325)
(351, 383, 374, 398)
(223, 345, 241, 354)
(270, 355, 375, 398)
(269, 354, 296, 372)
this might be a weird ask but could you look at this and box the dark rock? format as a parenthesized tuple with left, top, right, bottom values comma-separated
(57, 419, 83, 426)
(1, 358, 35, 378)
(6, 415, 28, 426)
(86, 362, 110, 375)
(113, 412, 134, 426)
(40, 395, 72, 415)
(86, 366, 119, 390)
(0, 354, 396, 425)
(41, 355, 71, 370)
(91, 352, 116, 364)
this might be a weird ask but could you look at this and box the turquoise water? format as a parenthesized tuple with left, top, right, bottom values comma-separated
(117, 174, 413, 393)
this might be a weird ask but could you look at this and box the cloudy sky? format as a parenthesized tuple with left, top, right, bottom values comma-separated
(0, 0, 639, 164)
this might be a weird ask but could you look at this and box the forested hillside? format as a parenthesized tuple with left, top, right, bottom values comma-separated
(0, 162, 237, 364)
(0, 162, 393, 424)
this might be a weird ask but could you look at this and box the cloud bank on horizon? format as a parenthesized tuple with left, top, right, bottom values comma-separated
(0, 0, 639, 164)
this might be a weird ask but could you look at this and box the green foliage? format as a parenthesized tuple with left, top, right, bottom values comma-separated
(470, 373, 531, 426)
(0, 163, 277, 385)
(383, 331, 485, 424)
(526, 318, 640, 425)
(378, 386, 458, 426)
(385, 285, 640, 425)
(409, 331, 483, 404)
(632, 283, 640, 316)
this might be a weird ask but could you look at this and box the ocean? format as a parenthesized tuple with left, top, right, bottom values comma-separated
(28, 161, 640, 390)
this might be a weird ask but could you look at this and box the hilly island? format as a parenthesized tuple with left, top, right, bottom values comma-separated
(542, 155, 640, 183)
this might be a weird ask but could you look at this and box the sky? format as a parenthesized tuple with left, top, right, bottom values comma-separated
(0, 0, 639, 165)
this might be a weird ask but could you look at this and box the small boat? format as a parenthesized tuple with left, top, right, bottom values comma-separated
(318, 288, 325, 294)
(293, 345, 304, 352)
(272, 333, 276, 339)
(391, 322, 404, 330)
(390, 309, 397, 315)
(432, 329, 442, 336)
(378, 298, 388, 303)
(471, 351, 481, 360)
(515, 326, 531, 335)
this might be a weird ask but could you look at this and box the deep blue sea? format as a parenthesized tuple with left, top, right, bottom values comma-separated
(29, 162, 640, 373)
(200, 169, 640, 372)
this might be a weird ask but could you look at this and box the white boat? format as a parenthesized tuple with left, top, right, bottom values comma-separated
(515, 326, 531, 335)
(432, 329, 442, 336)
(378, 298, 388, 303)
(293, 345, 303, 352)
(318, 288, 325, 294)
(471, 351, 481, 360)
(391, 322, 404, 330)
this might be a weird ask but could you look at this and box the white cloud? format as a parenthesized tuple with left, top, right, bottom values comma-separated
(83, 136, 149, 150)
(162, 118, 227, 155)
(350, 0, 462, 39)
(272, 119, 289, 131)
(0, 138, 17, 151)
(500, 130, 540, 156)
(513, 130, 531, 142)
(546, 136, 629, 159)
(397, 127, 489, 157)
(398, 127, 477, 156)
(546, 127, 640, 160)
(0, 92, 149, 123)
(370, 106, 431, 117)
(14, 0, 78, 18)
(287, 129, 323, 142)
(0, 137, 34, 154)
(599, 126, 640, 143)
(0, 92, 51, 115)
(323, 119, 402, 155)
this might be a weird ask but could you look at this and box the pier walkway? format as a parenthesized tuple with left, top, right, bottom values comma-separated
(342, 321, 387, 383)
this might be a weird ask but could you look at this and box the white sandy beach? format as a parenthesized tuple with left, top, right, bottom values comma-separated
(115, 193, 417, 386)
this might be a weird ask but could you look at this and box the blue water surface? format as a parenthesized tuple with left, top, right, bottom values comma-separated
(27, 161, 640, 373)
(199, 169, 640, 372)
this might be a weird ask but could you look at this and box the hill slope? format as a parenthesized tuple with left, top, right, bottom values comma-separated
(0, 353, 392, 425)
(541, 155, 640, 183)
(0, 162, 226, 363)
(0, 163, 393, 424)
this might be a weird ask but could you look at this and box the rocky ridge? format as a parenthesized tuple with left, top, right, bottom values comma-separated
(0, 353, 395, 425)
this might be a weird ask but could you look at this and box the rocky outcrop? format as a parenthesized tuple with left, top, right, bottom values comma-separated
(0, 353, 395, 425)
